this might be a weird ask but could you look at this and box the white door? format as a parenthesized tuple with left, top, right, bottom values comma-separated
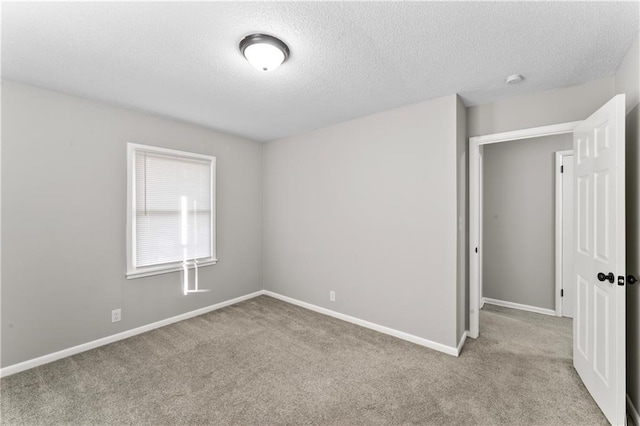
(573, 94, 626, 425)
(562, 154, 575, 318)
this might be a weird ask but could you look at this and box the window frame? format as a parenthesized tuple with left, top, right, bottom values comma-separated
(126, 143, 217, 279)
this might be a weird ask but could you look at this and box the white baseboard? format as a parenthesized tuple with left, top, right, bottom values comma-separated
(482, 297, 556, 317)
(0, 290, 265, 378)
(2, 289, 464, 377)
(628, 394, 640, 426)
(263, 291, 461, 357)
(457, 331, 468, 355)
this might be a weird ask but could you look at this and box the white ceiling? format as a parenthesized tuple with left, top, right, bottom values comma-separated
(2, 2, 639, 142)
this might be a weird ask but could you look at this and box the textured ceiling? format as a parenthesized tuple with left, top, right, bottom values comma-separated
(2, 2, 639, 142)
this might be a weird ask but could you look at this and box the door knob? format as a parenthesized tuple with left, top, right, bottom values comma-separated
(629, 275, 637, 285)
(597, 272, 615, 283)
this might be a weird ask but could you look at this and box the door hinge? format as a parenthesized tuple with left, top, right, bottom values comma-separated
(560, 165, 564, 173)
(561, 289, 564, 297)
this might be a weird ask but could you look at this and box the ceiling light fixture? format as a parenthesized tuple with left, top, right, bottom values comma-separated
(505, 74, 524, 85)
(239, 33, 290, 72)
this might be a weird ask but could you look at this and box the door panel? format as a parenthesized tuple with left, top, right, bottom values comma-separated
(594, 170, 610, 262)
(594, 122, 610, 156)
(576, 274, 589, 357)
(573, 94, 626, 425)
(577, 175, 590, 255)
(593, 285, 609, 383)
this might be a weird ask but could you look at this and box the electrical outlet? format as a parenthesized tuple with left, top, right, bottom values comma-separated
(111, 309, 121, 323)
(329, 291, 336, 302)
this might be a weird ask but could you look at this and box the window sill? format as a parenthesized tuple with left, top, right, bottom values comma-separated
(126, 259, 218, 280)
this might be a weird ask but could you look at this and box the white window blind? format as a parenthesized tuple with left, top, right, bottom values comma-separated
(127, 144, 216, 279)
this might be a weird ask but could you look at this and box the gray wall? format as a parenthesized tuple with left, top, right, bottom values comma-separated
(468, 77, 614, 137)
(615, 33, 640, 418)
(482, 134, 572, 310)
(263, 95, 461, 348)
(1, 81, 263, 367)
(456, 96, 468, 341)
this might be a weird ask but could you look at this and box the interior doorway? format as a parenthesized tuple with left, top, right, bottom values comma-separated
(479, 135, 572, 316)
(469, 96, 628, 425)
(468, 121, 582, 338)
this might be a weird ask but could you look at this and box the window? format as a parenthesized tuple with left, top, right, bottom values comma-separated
(126, 143, 216, 279)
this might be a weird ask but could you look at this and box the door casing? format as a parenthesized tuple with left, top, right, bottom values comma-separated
(555, 150, 575, 317)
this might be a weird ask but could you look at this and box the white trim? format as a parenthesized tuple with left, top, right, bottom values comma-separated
(470, 121, 582, 146)
(126, 143, 217, 279)
(469, 121, 581, 340)
(627, 394, 640, 426)
(469, 137, 481, 339)
(0, 290, 264, 378)
(482, 297, 556, 317)
(264, 291, 461, 357)
(555, 150, 574, 317)
(456, 331, 468, 355)
(125, 259, 218, 280)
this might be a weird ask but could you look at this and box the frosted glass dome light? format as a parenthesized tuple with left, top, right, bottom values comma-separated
(240, 34, 290, 72)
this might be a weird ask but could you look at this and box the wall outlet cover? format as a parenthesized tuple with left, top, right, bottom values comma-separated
(111, 309, 121, 323)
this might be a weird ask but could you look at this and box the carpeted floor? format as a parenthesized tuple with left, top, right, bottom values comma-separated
(1, 296, 608, 425)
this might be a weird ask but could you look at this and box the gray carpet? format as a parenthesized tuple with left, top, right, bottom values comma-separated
(1, 296, 608, 425)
